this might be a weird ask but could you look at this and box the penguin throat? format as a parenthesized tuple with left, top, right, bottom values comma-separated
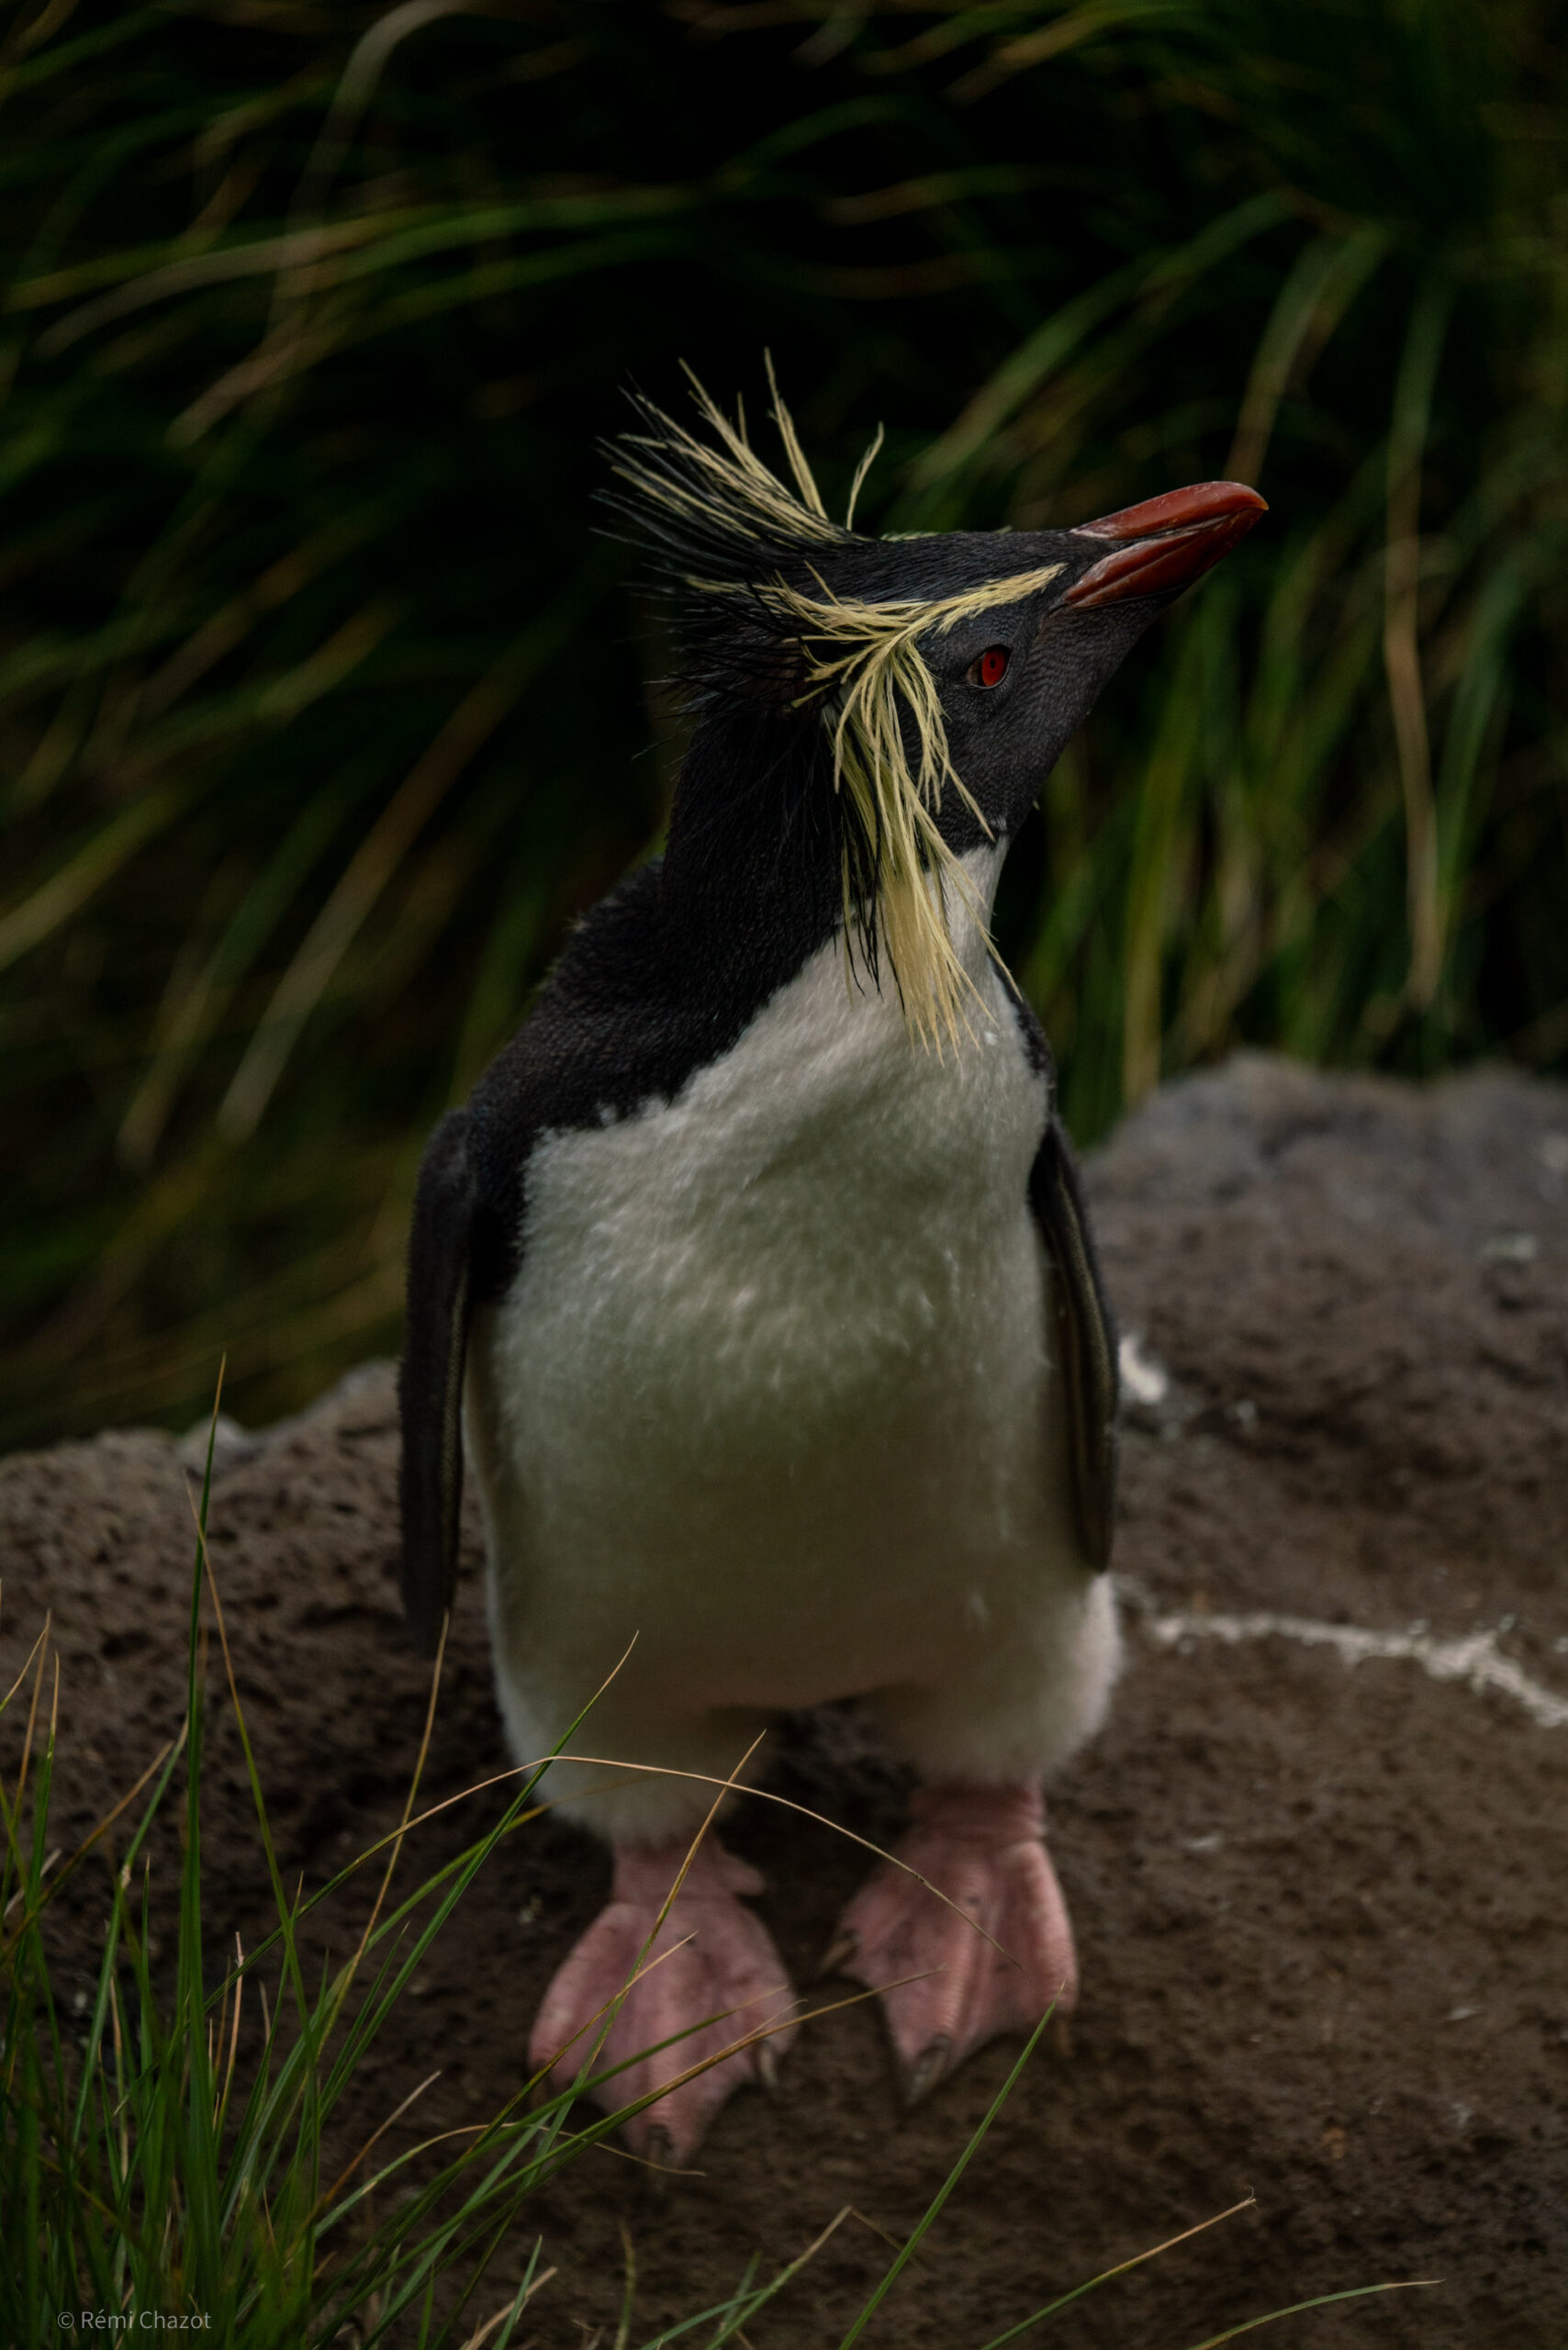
(663, 699, 1002, 1046)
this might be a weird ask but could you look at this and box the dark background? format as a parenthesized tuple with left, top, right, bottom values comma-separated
(2, 0, 1564, 1447)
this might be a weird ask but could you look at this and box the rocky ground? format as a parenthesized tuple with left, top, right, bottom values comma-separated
(4, 1053, 1566, 2346)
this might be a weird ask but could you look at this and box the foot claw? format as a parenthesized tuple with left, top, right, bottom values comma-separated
(902, 2035, 951, 2109)
(829, 1783, 1079, 2101)
(530, 1836, 798, 2161)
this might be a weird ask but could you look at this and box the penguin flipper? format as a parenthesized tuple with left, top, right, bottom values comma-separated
(1029, 1117, 1119, 1571)
(398, 1106, 475, 1656)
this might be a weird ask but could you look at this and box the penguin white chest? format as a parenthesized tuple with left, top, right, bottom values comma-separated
(469, 901, 1064, 1712)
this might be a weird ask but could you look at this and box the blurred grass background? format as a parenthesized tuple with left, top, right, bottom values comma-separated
(2, 0, 1564, 1450)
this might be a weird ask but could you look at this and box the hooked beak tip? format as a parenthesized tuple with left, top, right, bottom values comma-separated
(1063, 479, 1267, 610)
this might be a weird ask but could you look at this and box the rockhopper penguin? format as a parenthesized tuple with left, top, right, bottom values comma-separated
(398, 377, 1265, 2160)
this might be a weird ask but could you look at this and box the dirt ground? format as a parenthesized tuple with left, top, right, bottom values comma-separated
(4, 1052, 1567, 2347)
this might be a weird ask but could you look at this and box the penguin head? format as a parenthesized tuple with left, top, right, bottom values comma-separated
(609, 375, 1264, 1042)
(826, 485, 1267, 850)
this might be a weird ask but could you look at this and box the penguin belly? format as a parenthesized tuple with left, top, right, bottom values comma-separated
(466, 921, 1116, 1841)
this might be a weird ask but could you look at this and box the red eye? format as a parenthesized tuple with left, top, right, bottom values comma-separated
(972, 645, 1009, 688)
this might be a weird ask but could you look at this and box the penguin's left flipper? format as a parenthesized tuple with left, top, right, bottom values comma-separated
(398, 1106, 476, 1657)
(1029, 1115, 1119, 1570)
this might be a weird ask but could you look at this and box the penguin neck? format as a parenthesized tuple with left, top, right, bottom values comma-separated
(656, 701, 1013, 1040)
(657, 700, 844, 1004)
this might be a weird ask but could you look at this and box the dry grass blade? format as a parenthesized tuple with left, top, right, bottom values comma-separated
(1177, 2277, 1439, 2349)
(1383, 275, 1451, 1012)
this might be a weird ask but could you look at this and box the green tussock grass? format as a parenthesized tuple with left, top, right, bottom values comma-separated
(0, 1413, 781, 2345)
(1, 1404, 1425, 2344)
(1, 0, 1565, 1446)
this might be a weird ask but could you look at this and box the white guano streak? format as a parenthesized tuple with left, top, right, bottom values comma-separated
(1142, 1609, 1568, 1732)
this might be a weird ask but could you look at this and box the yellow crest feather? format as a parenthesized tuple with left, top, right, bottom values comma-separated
(755, 566, 1062, 1045)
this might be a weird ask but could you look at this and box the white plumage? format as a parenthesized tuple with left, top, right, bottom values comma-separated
(466, 847, 1118, 1843)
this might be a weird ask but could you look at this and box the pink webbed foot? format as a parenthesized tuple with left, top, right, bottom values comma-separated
(828, 1783, 1077, 2105)
(528, 1836, 798, 2163)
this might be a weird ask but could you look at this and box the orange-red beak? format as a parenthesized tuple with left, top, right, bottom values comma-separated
(1063, 480, 1267, 609)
